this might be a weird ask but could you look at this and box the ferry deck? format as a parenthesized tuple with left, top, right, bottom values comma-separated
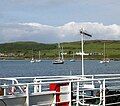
(0, 74, 120, 106)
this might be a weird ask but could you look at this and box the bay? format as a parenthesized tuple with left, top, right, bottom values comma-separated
(0, 60, 120, 77)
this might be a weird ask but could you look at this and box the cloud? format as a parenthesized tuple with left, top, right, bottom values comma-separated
(2, 0, 73, 7)
(0, 22, 120, 43)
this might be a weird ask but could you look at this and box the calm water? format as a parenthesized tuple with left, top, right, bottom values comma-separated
(0, 60, 120, 77)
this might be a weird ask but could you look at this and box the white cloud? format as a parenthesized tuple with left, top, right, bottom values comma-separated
(0, 22, 120, 43)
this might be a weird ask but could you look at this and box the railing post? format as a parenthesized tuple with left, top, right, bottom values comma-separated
(33, 79, 38, 93)
(69, 82, 72, 106)
(33, 79, 41, 93)
(3, 83, 6, 96)
(11, 80, 15, 94)
(51, 94, 56, 106)
(103, 79, 106, 106)
(76, 81, 79, 106)
(99, 80, 102, 105)
(26, 84, 29, 106)
(39, 80, 41, 92)
(92, 75, 94, 86)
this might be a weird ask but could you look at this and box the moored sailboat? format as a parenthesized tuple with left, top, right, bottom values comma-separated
(36, 51, 42, 62)
(30, 49, 35, 63)
(30, 58, 35, 63)
(53, 44, 64, 64)
(100, 43, 110, 63)
(70, 51, 75, 62)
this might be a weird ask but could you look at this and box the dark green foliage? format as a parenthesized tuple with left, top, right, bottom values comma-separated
(0, 41, 57, 53)
(0, 40, 120, 59)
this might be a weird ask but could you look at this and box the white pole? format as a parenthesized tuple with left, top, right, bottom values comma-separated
(103, 79, 106, 106)
(4, 83, 6, 96)
(81, 33, 84, 76)
(76, 82, 79, 106)
(39, 81, 41, 92)
(62, 47, 64, 60)
(33, 79, 38, 93)
(69, 82, 72, 106)
(26, 84, 29, 106)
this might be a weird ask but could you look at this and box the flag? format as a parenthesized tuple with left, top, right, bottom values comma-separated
(80, 30, 92, 37)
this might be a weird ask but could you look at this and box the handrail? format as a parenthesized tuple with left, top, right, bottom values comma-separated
(0, 74, 120, 106)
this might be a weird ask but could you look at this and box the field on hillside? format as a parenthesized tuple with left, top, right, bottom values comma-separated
(0, 40, 120, 60)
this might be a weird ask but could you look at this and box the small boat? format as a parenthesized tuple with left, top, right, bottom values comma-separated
(36, 59, 42, 62)
(53, 44, 64, 64)
(100, 59, 110, 63)
(53, 59, 64, 64)
(30, 49, 35, 63)
(100, 43, 110, 63)
(70, 52, 75, 62)
(36, 51, 42, 62)
(70, 59, 75, 62)
(30, 58, 35, 63)
(100, 60, 109, 64)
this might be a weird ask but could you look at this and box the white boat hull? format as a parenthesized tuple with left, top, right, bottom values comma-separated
(35, 60, 42, 62)
(30, 60, 35, 63)
(100, 60, 110, 63)
(70, 59, 75, 62)
(53, 59, 64, 64)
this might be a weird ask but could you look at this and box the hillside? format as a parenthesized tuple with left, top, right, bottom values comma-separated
(0, 40, 120, 60)
(0, 41, 57, 52)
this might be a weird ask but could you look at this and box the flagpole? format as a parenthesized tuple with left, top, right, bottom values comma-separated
(81, 32, 84, 77)
(80, 29, 92, 77)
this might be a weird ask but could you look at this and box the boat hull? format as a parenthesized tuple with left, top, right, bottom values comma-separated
(35, 60, 42, 62)
(70, 59, 75, 62)
(53, 60, 64, 64)
(53, 61, 64, 64)
(100, 60, 110, 63)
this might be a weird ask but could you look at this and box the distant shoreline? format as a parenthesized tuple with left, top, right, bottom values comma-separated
(0, 57, 120, 61)
(0, 40, 120, 60)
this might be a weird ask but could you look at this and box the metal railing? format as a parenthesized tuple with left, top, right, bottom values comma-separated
(0, 74, 120, 106)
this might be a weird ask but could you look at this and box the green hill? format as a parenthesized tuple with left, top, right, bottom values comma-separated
(0, 41, 57, 52)
(0, 40, 120, 60)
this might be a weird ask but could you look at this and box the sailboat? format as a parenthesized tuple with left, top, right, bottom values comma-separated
(36, 51, 42, 62)
(53, 44, 64, 64)
(30, 50, 35, 63)
(70, 51, 75, 62)
(100, 43, 110, 63)
(30, 58, 35, 63)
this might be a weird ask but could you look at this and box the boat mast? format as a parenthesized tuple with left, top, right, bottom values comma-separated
(103, 43, 106, 60)
(32, 49, 34, 59)
(61, 47, 64, 60)
(58, 43, 61, 59)
(73, 51, 74, 59)
(39, 51, 41, 60)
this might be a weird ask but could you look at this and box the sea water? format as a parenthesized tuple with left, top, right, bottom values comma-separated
(0, 60, 120, 77)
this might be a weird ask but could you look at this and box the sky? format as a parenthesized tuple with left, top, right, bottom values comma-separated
(0, 0, 120, 43)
